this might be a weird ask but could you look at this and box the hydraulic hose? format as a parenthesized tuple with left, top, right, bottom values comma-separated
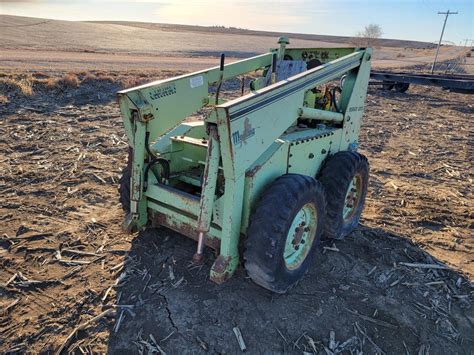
(143, 132, 170, 190)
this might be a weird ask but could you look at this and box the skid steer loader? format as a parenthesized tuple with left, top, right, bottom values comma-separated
(118, 37, 371, 293)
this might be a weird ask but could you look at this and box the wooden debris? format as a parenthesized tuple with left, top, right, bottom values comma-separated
(233, 326, 247, 352)
(149, 334, 166, 355)
(58, 259, 93, 266)
(323, 244, 340, 252)
(398, 262, 448, 270)
(3, 272, 60, 289)
(367, 266, 377, 276)
(196, 335, 209, 351)
(62, 249, 101, 257)
(168, 265, 175, 281)
(6, 231, 54, 242)
(110, 260, 125, 271)
(354, 322, 385, 354)
(113, 310, 125, 333)
(1, 298, 20, 315)
(160, 330, 175, 343)
(304, 334, 319, 353)
(56, 308, 115, 355)
(329, 330, 337, 350)
(276, 328, 288, 344)
(345, 308, 398, 329)
(293, 331, 307, 350)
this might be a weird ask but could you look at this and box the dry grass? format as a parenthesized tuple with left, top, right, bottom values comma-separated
(60, 73, 80, 87)
(0, 76, 34, 96)
(45, 73, 80, 89)
(120, 76, 145, 89)
(31, 71, 49, 79)
(82, 72, 97, 82)
(0, 71, 166, 98)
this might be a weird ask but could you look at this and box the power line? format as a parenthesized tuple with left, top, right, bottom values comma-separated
(431, 10, 458, 74)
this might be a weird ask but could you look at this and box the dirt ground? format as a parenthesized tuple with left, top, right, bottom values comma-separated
(0, 71, 473, 354)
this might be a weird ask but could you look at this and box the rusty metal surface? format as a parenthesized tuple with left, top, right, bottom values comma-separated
(209, 255, 232, 284)
(150, 210, 220, 250)
(146, 184, 200, 217)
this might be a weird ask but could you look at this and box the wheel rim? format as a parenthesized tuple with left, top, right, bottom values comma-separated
(283, 203, 317, 270)
(343, 173, 363, 221)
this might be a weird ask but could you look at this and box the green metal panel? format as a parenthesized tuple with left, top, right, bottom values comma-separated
(285, 128, 343, 176)
(218, 51, 363, 179)
(117, 94, 135, 144)
(339, 49, 373, 151)
(241, 141, 289, 232)
(150, 121, 205, 155)
(118, 53, 273, 144)
(209, 176, 244, 283)
(145, 184, 199, 216)
(196, 127, 220, 233)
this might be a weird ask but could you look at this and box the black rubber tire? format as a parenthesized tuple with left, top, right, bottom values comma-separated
(382, 81, 394, 90)
(244, 174, 326, 293)
(318, 151, 369, 240)
(118, 149, 132, 213)
(394, 82, 410, 93)
(307, 58, 322, 70)
(119, 167, 131, 213)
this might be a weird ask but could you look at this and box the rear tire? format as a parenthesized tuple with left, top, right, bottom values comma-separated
(119, 167, 131, 213)
(119, 148, 132, 213)
(244, 174, 326, 293)
(318, 151, 369, 240)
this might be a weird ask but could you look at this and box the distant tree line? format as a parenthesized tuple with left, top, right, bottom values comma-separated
(354, 24, 383, 47)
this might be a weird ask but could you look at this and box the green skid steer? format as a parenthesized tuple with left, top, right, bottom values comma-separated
(118, 37, 372, 293)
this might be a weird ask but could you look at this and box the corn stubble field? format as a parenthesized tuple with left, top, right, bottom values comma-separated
(1, 69, 472, 354)
(0, 15, 473, 355)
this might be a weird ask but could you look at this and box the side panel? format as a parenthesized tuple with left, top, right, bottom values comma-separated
(218, 51, 363, 180)
(241, 142, 289, 232)
(287, 129, 343, 176)
(339, 49, 372, 150)
(118, 53, 273, 144)
(125, 75, 209, 144)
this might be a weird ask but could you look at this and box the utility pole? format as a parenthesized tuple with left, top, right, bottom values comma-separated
(431, 10, 458, 74)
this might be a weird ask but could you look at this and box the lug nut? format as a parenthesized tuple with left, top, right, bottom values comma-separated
(304, 227, 310, 232)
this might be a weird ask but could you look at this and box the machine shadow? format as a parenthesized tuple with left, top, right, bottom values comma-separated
(105, 224, 473, 354)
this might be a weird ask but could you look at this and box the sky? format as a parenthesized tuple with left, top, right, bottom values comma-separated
(0, 0, 472, 44)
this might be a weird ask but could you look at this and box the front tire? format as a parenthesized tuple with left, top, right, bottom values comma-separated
(244, 174, 326, 293)
(318, 151, 369, 240)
